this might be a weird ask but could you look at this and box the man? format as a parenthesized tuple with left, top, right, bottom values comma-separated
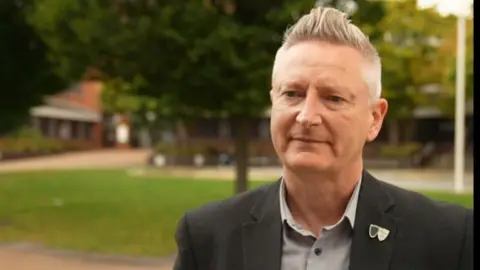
(173, 7, 473, 270)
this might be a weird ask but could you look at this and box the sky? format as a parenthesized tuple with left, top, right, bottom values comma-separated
(416, 0, 474, 17)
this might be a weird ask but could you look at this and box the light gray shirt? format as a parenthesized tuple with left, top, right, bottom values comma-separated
(279, 177, 362, 270)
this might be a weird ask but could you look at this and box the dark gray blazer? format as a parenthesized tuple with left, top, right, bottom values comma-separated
(173, 170, 473, 270)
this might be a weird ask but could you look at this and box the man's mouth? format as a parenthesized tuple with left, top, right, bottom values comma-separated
(291, 137, 324, 143)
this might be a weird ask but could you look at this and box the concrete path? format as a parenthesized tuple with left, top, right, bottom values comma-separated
(0, 150, 472, 193)
(0, 149, 151, 173)
(0, 243, 174, 270)
(146, 166, 474, 192)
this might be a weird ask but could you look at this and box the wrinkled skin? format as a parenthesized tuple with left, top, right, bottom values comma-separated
(270, 41, 388, 175)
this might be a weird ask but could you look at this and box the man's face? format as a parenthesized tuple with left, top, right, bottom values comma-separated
(270, 41, 388, 172)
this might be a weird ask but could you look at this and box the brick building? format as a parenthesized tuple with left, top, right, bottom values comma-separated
(29, 81, 107, 148)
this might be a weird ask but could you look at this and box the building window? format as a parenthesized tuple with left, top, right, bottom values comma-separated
(77, 122, 85, 140)
(31, 117, 40, 130)
(48, 118, 57, 138)
(58, 120, 71, 140)
(218, 119, 231, 139)
(72, 121, 90, 140)
(85, 123, 93, 140)
(194, 118, 217, 138)
(38, 117, 49, 137)
(258, 119, 270, 139)
(68, 83, 82, 95)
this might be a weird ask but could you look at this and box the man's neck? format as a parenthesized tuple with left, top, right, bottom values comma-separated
(282, 162, 362, 237)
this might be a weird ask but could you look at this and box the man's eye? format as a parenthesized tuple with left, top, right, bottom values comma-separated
(284, 91, 300, 97)
(328, 96, 344, 102)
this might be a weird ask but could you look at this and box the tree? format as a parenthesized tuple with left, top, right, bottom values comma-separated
(0, 0, 65, 135)
(167, 0, 317, 193)
(373, 0, 456, 144)
(28, 0, 197, 145)
(101, 76, 188, 147)
(315, 0, 386, 42)
(434, 17, 474, 116)
(29, 0, 389, 193)
(161, 0, 389, 192)
(28, 0, 316, 193)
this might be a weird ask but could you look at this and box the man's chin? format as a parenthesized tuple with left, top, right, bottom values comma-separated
(285, 153, 334, 171)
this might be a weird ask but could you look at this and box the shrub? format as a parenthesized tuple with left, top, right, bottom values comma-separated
(154, 139, 276, 158)
(154, 142, 206, 156)
(0, 127, 66, 154)
(379, 143, 422, 158)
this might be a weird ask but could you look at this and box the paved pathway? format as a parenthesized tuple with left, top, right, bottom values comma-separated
(0, 243, 174, 270)
(0, 150, 473, 193)
(0, 149, 151, 173)
(146, 166, 474, 192)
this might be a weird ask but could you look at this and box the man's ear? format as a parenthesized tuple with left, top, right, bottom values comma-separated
(367, 98, 388, 142)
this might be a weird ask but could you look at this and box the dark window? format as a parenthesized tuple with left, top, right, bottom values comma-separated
(194, 118, 219, 138)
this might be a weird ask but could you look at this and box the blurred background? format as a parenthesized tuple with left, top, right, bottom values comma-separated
(0, 0, 473, 269)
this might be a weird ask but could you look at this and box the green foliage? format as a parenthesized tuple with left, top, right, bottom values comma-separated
(436, 18, 474, 116)
(0, 127, 64, 153)
(0, 138, 64, 154)
(27, 0, 318, 118)
(378, 142, 422, 158)
(0, 0, 65, 134)
(154, 142, 206, 156)
(0, 127, 93, 154)
(316, 0, 386, 42)
(375, 0, 457, 119)
(26, 0, 392, 192)
(101, 76, 155, 113)
(6, 126, 45, 140)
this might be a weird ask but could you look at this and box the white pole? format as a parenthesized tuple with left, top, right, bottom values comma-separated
(453, 15, 466, 193)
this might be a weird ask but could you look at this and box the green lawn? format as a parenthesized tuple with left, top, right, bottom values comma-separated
(0, 169, 473, 257)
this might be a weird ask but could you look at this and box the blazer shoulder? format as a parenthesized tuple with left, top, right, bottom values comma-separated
(184, 181, 277, 230)
(379, 180, 471, 228)
(376, 180, 472, 267)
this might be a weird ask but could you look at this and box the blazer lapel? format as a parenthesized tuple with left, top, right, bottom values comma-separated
(242, 179, 282, 270)
(349, 170, 398, 270)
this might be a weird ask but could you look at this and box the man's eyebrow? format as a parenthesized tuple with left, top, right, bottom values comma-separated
(314, 78, 343, 90)
(278, 81, 306, 91)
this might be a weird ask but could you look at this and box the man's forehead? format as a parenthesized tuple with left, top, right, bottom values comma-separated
(273, 59, 362, 88)
(272, 42, 364, 84)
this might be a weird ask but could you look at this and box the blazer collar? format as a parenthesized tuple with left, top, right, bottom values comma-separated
(241, 170, 398, 270)
(349, 170, 398, 270)
(242, 179, 282, 270)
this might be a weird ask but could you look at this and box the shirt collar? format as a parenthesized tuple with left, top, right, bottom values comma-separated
(279, 175, 362, 234)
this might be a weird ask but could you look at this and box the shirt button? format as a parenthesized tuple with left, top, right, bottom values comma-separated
(314, 248, 322, 256)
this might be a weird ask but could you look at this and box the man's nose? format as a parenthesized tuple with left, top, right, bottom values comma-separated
(296, 92, 322, 127)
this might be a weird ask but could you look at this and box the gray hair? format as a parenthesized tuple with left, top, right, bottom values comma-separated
(279, 7, 382, 100)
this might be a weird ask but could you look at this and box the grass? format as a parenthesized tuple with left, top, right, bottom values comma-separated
(0, 169, 473, 257)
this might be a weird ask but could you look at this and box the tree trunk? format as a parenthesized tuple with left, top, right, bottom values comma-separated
(234, 116, 250, 194)
(404, 119, 415, 142)
(388, 119, 400, 145)
(175, 120, 189, 148)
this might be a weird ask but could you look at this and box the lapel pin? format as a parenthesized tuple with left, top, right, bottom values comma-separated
(369, 224, 390, 241)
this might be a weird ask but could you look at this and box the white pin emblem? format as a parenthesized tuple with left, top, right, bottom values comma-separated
(369, 224, 390, 241)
